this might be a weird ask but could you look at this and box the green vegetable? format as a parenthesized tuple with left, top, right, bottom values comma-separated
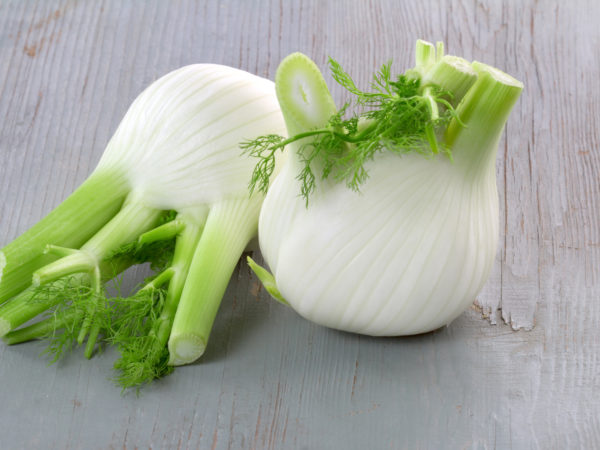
(0, 64, 286, 388)
(0, 40, 523, 391)
(249, 40, 523, 336)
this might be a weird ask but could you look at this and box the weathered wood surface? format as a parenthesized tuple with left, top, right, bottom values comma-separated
(0, 0, 598, 448)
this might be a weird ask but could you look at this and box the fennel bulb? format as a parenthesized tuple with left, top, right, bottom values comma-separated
(0, 64, 286, 385)
(249, 41, 523, 335)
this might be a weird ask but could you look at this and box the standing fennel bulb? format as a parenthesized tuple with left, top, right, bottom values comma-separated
(0, 64, 286, 386)
(247, 41, 523, 335)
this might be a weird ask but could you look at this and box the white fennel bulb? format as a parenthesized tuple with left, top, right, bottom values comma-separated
(97, 64, 282, 208)
(249, 41, 523, 335)
(0, 64, 286, 382)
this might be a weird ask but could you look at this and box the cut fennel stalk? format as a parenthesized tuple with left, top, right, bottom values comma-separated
(0, 63, 286, 387)
(248, 40, 523, 336)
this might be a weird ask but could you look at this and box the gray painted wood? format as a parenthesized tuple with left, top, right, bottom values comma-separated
(0, 0, 598, 448)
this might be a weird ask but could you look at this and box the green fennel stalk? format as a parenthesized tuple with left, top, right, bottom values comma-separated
(107, 210, 205, 388)
(0, 171, 129, 303)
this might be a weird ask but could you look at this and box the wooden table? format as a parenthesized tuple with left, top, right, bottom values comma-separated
(1, 1, 598, 448)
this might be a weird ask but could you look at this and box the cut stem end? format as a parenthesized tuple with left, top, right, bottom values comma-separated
(168, 333, 206, 366)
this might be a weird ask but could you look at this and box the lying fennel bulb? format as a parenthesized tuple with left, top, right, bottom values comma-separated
(0, 64, 285, 386)
(247, 41, 523, 335)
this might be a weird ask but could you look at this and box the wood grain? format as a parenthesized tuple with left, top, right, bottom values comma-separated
(0, 0, 598, 448)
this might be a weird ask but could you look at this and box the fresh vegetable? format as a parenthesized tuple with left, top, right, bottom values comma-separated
(1, 40, 522, 390)
(0, 64, 286, 387)
(246, 40, 523, 335)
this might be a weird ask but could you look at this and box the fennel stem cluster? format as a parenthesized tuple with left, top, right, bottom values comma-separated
(0, 63, 285, 389)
